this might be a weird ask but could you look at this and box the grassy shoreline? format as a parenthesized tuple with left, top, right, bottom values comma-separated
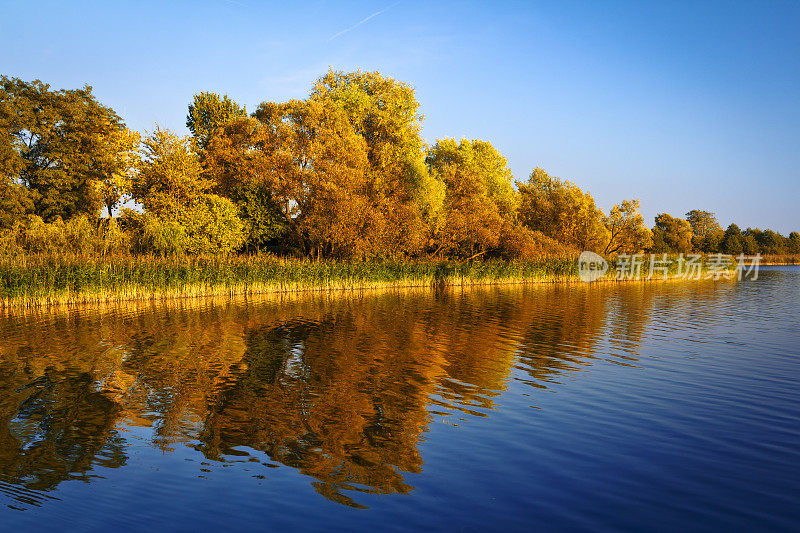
(1, 254, 580, 308)
(0, 253, 751, 309)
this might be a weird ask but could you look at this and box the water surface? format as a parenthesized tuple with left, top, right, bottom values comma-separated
(1, 268, 799, 531)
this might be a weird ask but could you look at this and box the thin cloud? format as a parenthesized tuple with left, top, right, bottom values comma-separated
(328, 1, 401, 42)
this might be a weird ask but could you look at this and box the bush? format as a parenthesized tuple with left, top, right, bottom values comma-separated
(64, 215, 99, 254)
(120, 209, 188, 256)
(23, 215, 67, 253)
(178, 194, 247, 255)
(101, 218, 131, 255)
(498, 223, 578, 260)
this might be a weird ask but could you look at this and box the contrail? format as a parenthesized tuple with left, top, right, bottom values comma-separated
(328, 1, 401, 42)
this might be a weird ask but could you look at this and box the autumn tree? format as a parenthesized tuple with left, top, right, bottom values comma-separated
(206, 99, 373, 258)
(603, 199, 652, 254)
(96, 128, 140, 217)
(309, 69, 442, 256)
(425, 138, 513, 257)
(650, 213, 693, 253)
(0, 92, 31, 227)
(186, 92, 247, 149)
(0, 76, 125, 221)
(202, 117, 288, 249)
(517, 167, 608, 252)
(131, 128, 245, 254)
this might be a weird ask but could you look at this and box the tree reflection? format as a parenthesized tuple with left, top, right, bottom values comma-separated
(0, 283, 665, 507)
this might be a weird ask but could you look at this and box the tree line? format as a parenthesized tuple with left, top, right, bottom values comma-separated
(1, 71, 796, 259)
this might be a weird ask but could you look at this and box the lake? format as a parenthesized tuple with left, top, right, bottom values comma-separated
(1, 267, 798, 531)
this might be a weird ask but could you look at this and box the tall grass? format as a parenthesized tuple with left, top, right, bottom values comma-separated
(0, 253, 580, 308)
(760, 254, 800, 265)
(0, 251, 748, 309)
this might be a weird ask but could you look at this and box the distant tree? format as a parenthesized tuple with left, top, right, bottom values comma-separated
(425, 138, 515, 257)
(742, 229, 760, 255)
(720, 223, 744, 255)
(603, 199, 652, 255)
(1, 76, 125, 221)
(651, 213, 693, 253)
(789, 231, 800, 254)
(186, 92, 247, 149)
(686, 209, 723, 251)
(516, 168, 608, 252)
(758, 229, 785, 255)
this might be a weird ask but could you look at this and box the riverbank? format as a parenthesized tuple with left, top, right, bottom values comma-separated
(1, 254, 580, 308)
(0, 253, 743, 308)
(760, 254, 800, 265)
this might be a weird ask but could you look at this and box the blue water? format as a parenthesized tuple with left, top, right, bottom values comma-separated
(1, 267, 798, 531)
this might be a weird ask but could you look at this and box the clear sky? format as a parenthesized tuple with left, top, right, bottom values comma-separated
(2, 0, 798, 233)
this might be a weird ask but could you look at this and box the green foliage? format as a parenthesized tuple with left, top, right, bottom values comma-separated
(1, 76, 124, 220)
(0, 255, 581, 306)
(720, 224, 744, 255)
(232, 183, 289, 250)
(131, 128, 212, 215)
(686, 209, 722, 250)
(120, 209, 188, 256)
(651, 213, 693, 253)
(179, 194, 247, 255)
(0, 214, 130, 256)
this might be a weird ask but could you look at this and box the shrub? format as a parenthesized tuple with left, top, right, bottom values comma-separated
(499, 223, 578, 260)
(178, 194, 247, 255)
(23, 215, 67, 253)
(120, 209, 188, 256)
(101, 218, 131, 255)
(64, 215, 99, 254)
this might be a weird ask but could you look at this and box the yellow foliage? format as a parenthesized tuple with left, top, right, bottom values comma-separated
(603, 199, 653, 254)
(517, 167, 608, 252)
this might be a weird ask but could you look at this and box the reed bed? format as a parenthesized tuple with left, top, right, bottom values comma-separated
(0, 253, 579, 308)
(0, 252, 745, 309)
(760, 254, 800, 265)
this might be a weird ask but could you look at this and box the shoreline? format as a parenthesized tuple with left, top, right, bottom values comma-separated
(1, 252, 768, 311)
(0, 268, 738, 312)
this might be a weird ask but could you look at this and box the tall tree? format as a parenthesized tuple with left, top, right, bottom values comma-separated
(720, 223, 744, 255)
(207, 99, 374, 258)
(686, 209, 723, 251)
(651, 213, 693, 253)
(0, 76, 125, 221)
(517, 167, 608, 252)
(425, 138, 513, 257)
(131, 128, 245, 254)
(309, 69, 441, 256)
(132, 128, 212, 214)
(186, 92, 246, 149)
(603, 199, 652, 254)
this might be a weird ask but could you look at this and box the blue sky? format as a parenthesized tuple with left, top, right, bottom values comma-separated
(2, 0, 798, 233)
